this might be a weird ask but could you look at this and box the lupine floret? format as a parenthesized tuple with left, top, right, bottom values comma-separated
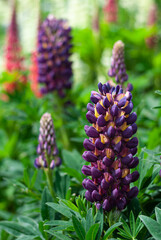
(82, 82, 139, 212)
(35, 113, 61, 169)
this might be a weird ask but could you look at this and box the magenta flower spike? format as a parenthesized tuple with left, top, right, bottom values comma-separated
(35, 113, 61, 169)
(37, 15, 73, 97)
(82, 82, 139, 212)
(104, 0, 118, 23)
(146, 3, 157, 48)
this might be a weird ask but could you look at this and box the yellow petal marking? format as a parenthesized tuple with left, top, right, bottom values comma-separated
(113, 136, 122, 144)
(120, 122, 128, 131)
(122, 169, 130, 178)
(95, 107, 99, 118)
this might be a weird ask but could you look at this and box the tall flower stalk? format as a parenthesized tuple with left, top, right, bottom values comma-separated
(146, 3, 157, 48)
(82, 41, 139, 228)
(35, 113, 61, 200)
(104, 0, 118, 23)
(30, 51, 42, 98)
(37, 15, 73, 97)
(4, 0, 26, 94)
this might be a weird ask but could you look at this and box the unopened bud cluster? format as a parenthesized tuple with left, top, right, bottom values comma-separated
(82, 82, 139, 212)
(108, 40, 128, 84)
(35, 113, 61, 169)
(37, 15, 72, 97)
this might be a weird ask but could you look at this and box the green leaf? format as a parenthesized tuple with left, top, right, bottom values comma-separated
(121, 218, 132, 238)
(129, 211, 135, 237)
(95, 207, 103, 240)
(103, 222, 122, 240)
(155, 208, 161, 225)
(46, 202, 72, 218)
(86, 208, 94, 232)
(16, 236, 37, 240)
(23, 169, 30, 187)
(76, 196, 87, 217)
(18, 216, 39, 235)
(55, 171, 71, 198)
(60, 199, 79, 212)
(85, 223, 100, 240)
(62, 167, 82, 183)
(140, 215, 161, 240)
(62, 149, 82, 171)
(0, 221, 35, 237)
(72, 215, 86, 240)
(155, 90, 161, 95)
(44, 220, 72, 226)
(30, 170, 38, 188)
(41, 187, 54, 221)
(118, 228, 131, 239)
(135, 215, 144, 237)
(45, 230, 71, 240)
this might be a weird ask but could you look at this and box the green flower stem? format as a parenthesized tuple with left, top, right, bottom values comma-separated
(54, 94, 70, 150)
(105, 210, 121, 239)
(44, 168, 57, 202)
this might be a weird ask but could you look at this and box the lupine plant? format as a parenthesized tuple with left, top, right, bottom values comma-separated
(35, 112, 61, 200)
(0, 2, 161, 240)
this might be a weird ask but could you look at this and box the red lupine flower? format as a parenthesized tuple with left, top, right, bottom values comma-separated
(146, 3, 157, 48)
(30, 52, 42, 98)
(104, 0, 118, 23)
(4, 1, 26, 94)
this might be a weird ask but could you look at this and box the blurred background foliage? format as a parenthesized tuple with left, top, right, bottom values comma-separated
(0, 0, 160, 239)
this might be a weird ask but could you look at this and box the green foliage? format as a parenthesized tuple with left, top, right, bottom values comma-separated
(118, 212, 144, 240)
(0, 0, 161, 239)
(140, 208, 161, 240)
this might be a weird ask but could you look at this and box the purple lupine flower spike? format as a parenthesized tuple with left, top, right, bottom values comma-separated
(35, 113, 61, 169)
(37, 15, 72, 97)
(82, 82, 139, 212)
(108, 40, 129, 85)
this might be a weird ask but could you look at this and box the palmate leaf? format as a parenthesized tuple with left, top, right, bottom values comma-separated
(118, 212, 144, 239)
(72, 215, 86, 240)
(121, 218, 132, 238)
(118, 227, 131, 239)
